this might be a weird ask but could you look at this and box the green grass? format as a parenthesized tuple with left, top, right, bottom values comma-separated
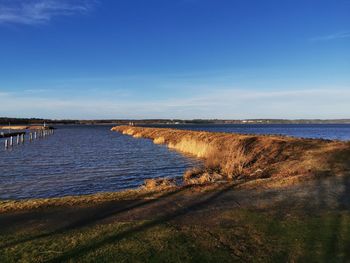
(1, 209, 350, 262)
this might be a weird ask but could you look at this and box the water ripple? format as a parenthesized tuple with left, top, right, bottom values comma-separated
(0, 125, 199, 200)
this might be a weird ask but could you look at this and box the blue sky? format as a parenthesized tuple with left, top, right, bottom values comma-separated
(0, 0, 349, 119)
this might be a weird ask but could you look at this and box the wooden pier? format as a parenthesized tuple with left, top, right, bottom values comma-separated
(2, 128, 55, 149)
(0, 131, 26, 138)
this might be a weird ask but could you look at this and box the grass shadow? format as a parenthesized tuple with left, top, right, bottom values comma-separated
(0, 186, 191, 250)
(47, 184, 235, 262)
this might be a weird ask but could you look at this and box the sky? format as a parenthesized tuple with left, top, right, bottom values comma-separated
(0, 0, 349, 119)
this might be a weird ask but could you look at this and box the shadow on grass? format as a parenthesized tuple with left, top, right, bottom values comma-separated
(0, 186, 192, 250)
(324, 175, 350, 261)
(309, 174, 350, 262)
(278, 174, 350, 261)
(318, 147, 350, 261)
(47, 184, 235, 263)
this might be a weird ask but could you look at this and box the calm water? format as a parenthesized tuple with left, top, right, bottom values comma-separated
(0, 125, 198, 200)
(0, 124, 349, 200)
(147, 124, 350, 141)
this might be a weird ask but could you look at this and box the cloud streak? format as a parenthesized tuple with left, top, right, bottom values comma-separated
(311, 31, 350, 41)
(0, 87, 349, 119)
(0, 0, 95, 25)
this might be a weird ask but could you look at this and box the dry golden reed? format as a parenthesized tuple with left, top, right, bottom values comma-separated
(112, 126, 350, 181)
(153, 137, 165, 144)
(133, 133, 142, 138)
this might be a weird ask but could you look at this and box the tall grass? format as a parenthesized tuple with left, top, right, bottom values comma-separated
(168, 138, 213, 158)
(222, 145, 249, 178)
(112, 126, 350, 183)
(153, 137, 165, 144)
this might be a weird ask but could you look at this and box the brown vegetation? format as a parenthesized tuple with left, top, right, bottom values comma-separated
(0, 125, 50, 130)
(142, 178, 177, 191)
(112, 125, 350, 185)
(0, 126, 28, 130)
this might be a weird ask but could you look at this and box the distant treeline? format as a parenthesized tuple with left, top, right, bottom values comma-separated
(1, 117, 350, 125)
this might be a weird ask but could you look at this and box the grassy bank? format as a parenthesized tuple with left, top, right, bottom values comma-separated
(112, 126, 350, 184)
(1, 177, 350, 262)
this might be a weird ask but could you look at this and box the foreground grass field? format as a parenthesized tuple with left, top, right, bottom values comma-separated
(1, 176, 350, 262)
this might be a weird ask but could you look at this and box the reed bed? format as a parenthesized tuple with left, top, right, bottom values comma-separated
(112, 126, 350, 184)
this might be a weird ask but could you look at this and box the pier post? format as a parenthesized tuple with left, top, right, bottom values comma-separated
(29, 133, 33, 141)
(16, 135, 20, 145)
(34, 132, 37, 139)
(5, 139, 8, 149)
(21, 134, 24, 143)
(10, 136, 13, 147)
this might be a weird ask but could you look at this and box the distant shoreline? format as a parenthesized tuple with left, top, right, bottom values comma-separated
(1, 117, 350, 126)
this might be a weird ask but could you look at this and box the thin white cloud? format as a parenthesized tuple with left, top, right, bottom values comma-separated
(0, 87, 349, 119)
(0, 0, 95, 25)
(311, 31, 350, 41)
